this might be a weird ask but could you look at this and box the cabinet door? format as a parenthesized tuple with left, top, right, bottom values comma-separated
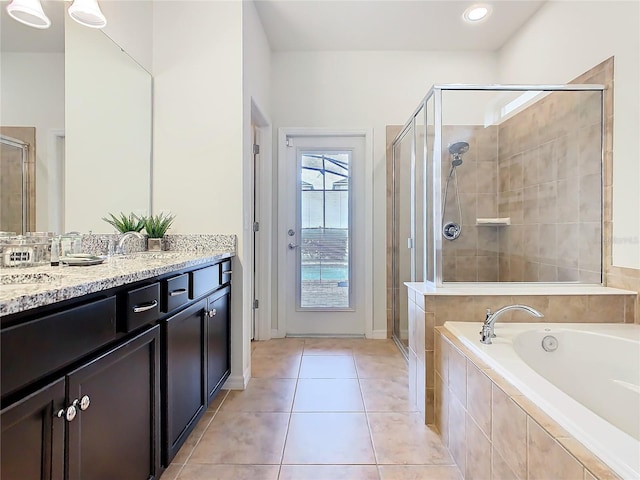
(206, 286, 231, 405)
(163, 300, 207, 465)
(66, 325, 160, 480)
(1, 378, 65, 480)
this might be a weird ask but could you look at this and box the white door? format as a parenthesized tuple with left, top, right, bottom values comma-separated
(279, 133, 367, 336)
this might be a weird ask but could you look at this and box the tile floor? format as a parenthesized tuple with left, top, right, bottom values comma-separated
(160, 338, 462, 480)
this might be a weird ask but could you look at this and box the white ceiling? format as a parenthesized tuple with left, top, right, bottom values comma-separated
(254, 0, 547, 52)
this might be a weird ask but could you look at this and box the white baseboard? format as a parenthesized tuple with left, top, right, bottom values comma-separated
(369, 329, 388, 339)
(222, 365, 251, 390)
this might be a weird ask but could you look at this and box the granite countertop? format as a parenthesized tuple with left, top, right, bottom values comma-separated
(0, 250, 234, 317)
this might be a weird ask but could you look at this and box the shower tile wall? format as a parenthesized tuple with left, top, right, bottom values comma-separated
(441, 125, 499, 282)
(497, 91, 602, 283)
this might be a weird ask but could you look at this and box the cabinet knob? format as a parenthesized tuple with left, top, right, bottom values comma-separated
(56, 403, 77, 422)
(207, 309, 217, 318)
(79, 395, 91, 411)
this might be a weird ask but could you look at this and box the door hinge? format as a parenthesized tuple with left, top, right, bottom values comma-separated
(407, 238, 414, 249)
(286, 138, 293, 147)
(253, 221, 260, 232)
(253, 144, 260, 155)
(253, 299, 259, 309)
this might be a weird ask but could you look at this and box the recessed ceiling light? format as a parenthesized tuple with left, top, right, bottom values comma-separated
(463, 4, 492, 23)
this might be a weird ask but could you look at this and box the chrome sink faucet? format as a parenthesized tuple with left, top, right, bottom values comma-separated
(480, 304, 544, 344)
(116, 231, 144, 255)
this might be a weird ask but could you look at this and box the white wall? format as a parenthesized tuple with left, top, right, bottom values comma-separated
(498, 0, 640, 268)
(271, 50, 498, 334)
(0, 52, 64, 231)
(152, 1, 247, 385)
(101, 0, 154, 73)
(65, 17, 152, 233)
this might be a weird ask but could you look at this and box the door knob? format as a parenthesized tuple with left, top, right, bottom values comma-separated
(288, 243, 300, 249)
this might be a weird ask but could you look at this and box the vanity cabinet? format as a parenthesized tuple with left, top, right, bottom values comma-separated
(0, 326, 160, 480)
(206, 286, 231, 405)
(162, 300, 207, 464)
(0, 255, 232, 478)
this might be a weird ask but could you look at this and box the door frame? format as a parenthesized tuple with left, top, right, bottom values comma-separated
(276, 127, 374, 338)
(250, 100, 273, 342)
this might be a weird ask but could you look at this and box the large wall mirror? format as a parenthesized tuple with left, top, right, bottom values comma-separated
(0, 0, 152, 235)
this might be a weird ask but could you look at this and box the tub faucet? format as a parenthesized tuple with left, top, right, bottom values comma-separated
(480, 304, 544, 344)
(116, 231, 144, 255)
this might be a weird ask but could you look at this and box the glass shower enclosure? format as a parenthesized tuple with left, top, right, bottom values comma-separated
(391, 84, 605, 351)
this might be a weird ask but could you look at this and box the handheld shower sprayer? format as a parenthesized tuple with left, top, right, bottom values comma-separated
(442, 141, 470, 240)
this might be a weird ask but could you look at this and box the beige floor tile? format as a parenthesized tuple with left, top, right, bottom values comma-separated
(283, 413, 375, 464)
(252, 338, 305, 356)
(160, 464, 183, 480)
(172, 412, 215, 464)
(298, 355, 357, 378)
(360, 377, 415, 412)
(177, 464, 279, 480)
(355, 354, 408, 379)
(378, 465, 462, 480)
(293, 378, 364, 412)
(251, 354, 302, 379)
(368, 412, 453, 465)
(279, 465, 380, 480)
(221, 378, 297, 412)
(207, 389, 229, 412)
(303, 338, 356, 355)
(351, 339, 402, 356)
(189, 412, 289, 465)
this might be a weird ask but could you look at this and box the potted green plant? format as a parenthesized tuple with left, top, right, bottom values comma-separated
(102, 212, 145, 233)
(144, 212, 175, 251)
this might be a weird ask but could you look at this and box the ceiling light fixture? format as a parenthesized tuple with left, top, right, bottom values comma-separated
(463, 4, 492, 23)
(68, 0, 107, 29)
(5, 0, 51, 29)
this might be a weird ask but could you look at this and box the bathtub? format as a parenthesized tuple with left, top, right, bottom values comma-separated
(443, 321, 640, 479)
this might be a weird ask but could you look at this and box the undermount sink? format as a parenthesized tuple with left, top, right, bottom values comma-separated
(0, 272, 61, 285)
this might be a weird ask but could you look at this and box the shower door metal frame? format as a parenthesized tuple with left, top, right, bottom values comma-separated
(392, 83, 606, 287)
(0, 134, 31, 234)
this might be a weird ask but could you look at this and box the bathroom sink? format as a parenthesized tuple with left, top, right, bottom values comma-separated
(0, 272, 61, 285)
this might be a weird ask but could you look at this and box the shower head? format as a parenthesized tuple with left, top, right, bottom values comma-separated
(449, 141, 470, 157)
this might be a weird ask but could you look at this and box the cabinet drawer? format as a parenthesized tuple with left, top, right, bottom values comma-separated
(190, 265, 220, 299)
(220, 259, 232, 285)
(124, 283, 160, 332)
(1, 297, 117, 398)
(162, 274, 189, 313)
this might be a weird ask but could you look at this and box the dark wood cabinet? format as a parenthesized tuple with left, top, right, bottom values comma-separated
(1, 378, 65, 480)
(206, 286, 231, 404)
(1, 256, 232, 478)
(66, 325, 160, 480)
(162, 300, 207, 465)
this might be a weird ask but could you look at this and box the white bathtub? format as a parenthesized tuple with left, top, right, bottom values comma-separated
(444, 321, 640, 479)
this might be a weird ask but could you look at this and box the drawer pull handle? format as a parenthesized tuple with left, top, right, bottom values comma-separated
(132, 300, 158, 313)
(169, 288, 187, 297)
(222, 270, 232, 275)
(207, 309, 217, 318)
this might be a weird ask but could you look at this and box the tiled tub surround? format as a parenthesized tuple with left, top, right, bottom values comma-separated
(434, 324, 638, 480)
(0, 248, 235, 316)
(404, 283, 638, 427)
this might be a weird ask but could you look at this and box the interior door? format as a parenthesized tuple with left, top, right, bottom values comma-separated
(279, 134, 366, 336)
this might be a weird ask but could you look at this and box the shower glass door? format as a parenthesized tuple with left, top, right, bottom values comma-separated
(0, 136, 29, 234)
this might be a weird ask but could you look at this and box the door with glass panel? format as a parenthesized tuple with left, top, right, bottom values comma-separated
(280, 134, 366, 336)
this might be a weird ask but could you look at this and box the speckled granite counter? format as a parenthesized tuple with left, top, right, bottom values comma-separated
(0, 250, 234, 317)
